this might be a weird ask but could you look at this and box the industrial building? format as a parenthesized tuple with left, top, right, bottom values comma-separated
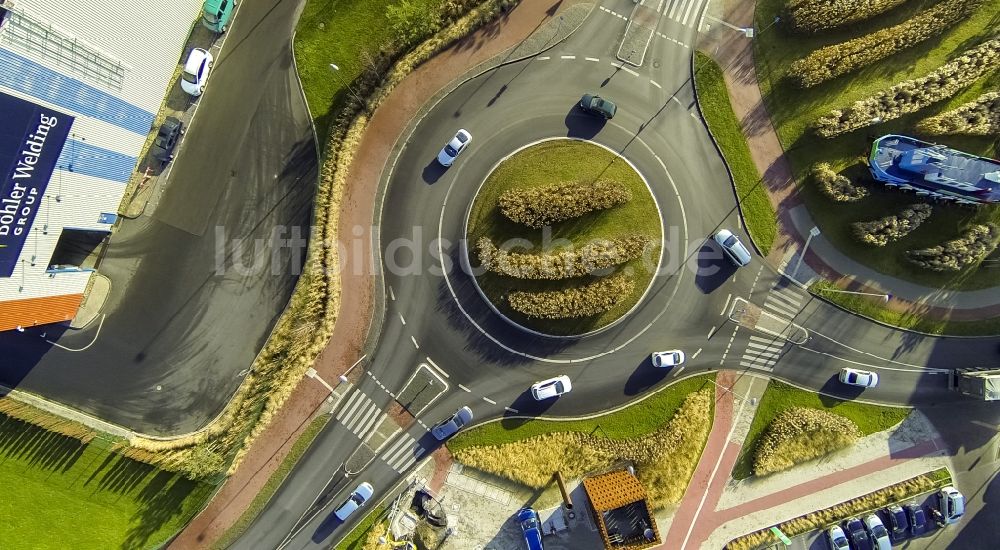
(0, 0, 202, 331)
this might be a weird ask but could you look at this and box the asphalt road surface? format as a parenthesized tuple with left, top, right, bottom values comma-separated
(0, 0, 316, 435)
(236, 1, 1000, 547)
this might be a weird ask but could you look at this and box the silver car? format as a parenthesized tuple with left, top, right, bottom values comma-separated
(714, 229, 751, 267)
(436, 129, 471, 167)
(431, 406, 473, 440)
(826, 525, 850, 550)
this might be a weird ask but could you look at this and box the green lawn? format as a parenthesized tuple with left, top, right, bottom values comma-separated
(0, 415, 214, 549)
(731, 380, 911, 480)
(752, 0, 1000, 290)
(466, 139, 664, 335)
(448, 373, 716, 453)
(333, 505, 387, 550)
(810, 280, 1000, 336)
(693, 51, 777, 254)
(212, 414, 331, 549)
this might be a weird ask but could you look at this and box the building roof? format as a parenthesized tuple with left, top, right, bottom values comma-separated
(583, 469, 648, 511)
(0, 292, 82, 331)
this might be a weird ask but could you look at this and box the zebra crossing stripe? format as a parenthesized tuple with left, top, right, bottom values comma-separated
(352, 406, 383, 436)
(382, 435, 412, 466)
(764, 299, 799, 318)
(335, 391, 363, 422)
(768, 290, 802, 309)
(340, 394, 373, 430)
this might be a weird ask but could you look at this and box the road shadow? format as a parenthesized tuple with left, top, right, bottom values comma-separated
(564, 110, 605, 139)
(623, 356, 669, 396)
(500, 390, 557, 429)
(422, 158, 447, 184)
(694, 240, 734, 294)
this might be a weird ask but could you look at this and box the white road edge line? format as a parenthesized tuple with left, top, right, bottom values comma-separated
(585, 57, 600, 62)
(457, 384, 471, 392)
(398, 313, 405, 325)
(561, 55, 576, 59)
(425, 357, 450, 378)
(388, 286, 395, 301)
(537, 56, 551, 60)
(722, 293, 732, 315)
(650, 80, 662, 89)
(707, 325, 717, 339)
(482, 397, 497, 405)
(411, 336, 419, 349)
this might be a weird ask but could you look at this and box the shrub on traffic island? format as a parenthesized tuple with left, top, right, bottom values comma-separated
(507, 273, 636, 319)
(499, 180, 632, 228)
(477, 235, 651, 280)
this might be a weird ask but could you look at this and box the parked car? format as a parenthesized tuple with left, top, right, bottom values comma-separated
(180, 48, 213, 96)
(905, 503, 928, 536)
(838, 367, 879, 388)
(863, 514, 891, 550)
(579, 93, 617, 119)
(826, 525, 850, 550)
(436, 129, 471, 167)
(842, 517, 872, 550)
(150, 116, 184, 163)
(651, 350, 685, 368)
(334, 482, 374, 521)
(431, 406, 473, 441)
(883, 504, 909, 541)
(517, 507, 544, 550)
(713, 229, 752, 267)
(938, 486, 965, 524)
(201, 0, 236, 33)
(530, 375, 572, 400)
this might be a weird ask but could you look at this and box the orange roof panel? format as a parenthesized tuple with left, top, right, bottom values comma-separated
(0, 293, 83, 332)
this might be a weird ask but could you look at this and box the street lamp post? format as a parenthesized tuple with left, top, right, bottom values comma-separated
(792, 226, 821, 280)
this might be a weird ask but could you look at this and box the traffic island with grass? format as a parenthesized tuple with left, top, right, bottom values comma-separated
(466, 139, 663, 336)
(447, 374, 716, 509)
(732, 380, 910, 480)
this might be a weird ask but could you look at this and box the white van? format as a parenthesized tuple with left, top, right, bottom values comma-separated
(938, 486, 965, 524)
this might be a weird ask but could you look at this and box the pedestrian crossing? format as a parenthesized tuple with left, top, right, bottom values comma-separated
(739, 335, 785, 371)
(656, 0, 706, 28)
(762, 285, 805, 320)
(335, 390, 384, 439)
(380, 432, 426, 473)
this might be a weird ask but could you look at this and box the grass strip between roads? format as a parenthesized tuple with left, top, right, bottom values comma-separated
(732, 380, 910, 480)
(811, 280, 1000, 336)
(726, 467, 952, 550)
(212, 414, 331, 549)
(692, 51, 777, 255)
(448, 373, 717, 453)
(333, 505, 388, 550)
(0, 414, 213, 550)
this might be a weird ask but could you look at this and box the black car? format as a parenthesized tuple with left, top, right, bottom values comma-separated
(842, 517, 872, 550)
(884, 504, 909, 541)
(906, 503, 928, 536)
(579, 93, 617, 119)
(150, 116, 184, 163)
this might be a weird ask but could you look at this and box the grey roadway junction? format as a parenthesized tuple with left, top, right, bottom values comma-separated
(0, 0, 317, 435)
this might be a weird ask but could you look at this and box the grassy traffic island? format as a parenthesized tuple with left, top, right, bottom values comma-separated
(447, 373, 716, 510)
(466, 139, 663, 336)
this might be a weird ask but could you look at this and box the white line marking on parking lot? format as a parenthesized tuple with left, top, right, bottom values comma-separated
(426, 357, 450, 378)
(692, 348, 703, 359)
(411, 336, 419, 349)
(398, 313, 406, 325)
(458, 384, 471, 392)
(483, 397, 497, 405)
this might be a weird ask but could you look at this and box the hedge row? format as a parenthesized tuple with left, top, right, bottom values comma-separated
(811, 163, 868, 202)
(908, 223, 1000, 271)
(507, 273, 635, 319)
(852, 203, 931, 246)
(499, 180, 632, 228)
(814, 38, 1000, 138)
(787, 0, 983, 88)
(476, 235, 651, 280)
(753, 407, 861, 476)
(916, 91, 1000, 136)
(784, 0, 913, 33)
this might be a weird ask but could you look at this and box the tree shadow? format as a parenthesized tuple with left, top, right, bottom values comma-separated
(122, 471, 213, 549)
(0, 416, 87, 473)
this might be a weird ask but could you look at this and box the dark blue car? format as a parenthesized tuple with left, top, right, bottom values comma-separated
(884, 504, 909, 541)
(906, 503, 928, 536)
(842, 517, 872, 550)
(517, 507, 543, 550)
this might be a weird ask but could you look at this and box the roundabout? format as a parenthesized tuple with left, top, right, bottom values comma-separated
(464, 137, 665, 337)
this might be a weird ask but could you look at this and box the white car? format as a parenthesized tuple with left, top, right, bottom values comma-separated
(180, 48, 213, 96)
(938, 486, 965, 524)
(530, 375, 572, 400)
(863, 513, 891, 550)
(431, 406, 473, 441)
(838, 367, 879, 388)
(436, 129, 471, 166)
(651, 350, 685, 368)
(826, 525, 850, 550)
(334, 482, 374, 521)
(713, 229, 752, 267)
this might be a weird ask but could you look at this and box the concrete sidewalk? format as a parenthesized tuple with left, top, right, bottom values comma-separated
(697, 0, 1000, 320)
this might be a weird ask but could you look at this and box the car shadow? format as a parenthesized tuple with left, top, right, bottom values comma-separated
(422, 159, 447, 184)
(694, 240, 734, 294)
(623, 356, 669, 396)
(311, 510, 343, 543)
(500, 390, 557, 429)
(564, 110, 605, 139)
(818, 374, 864, 403)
